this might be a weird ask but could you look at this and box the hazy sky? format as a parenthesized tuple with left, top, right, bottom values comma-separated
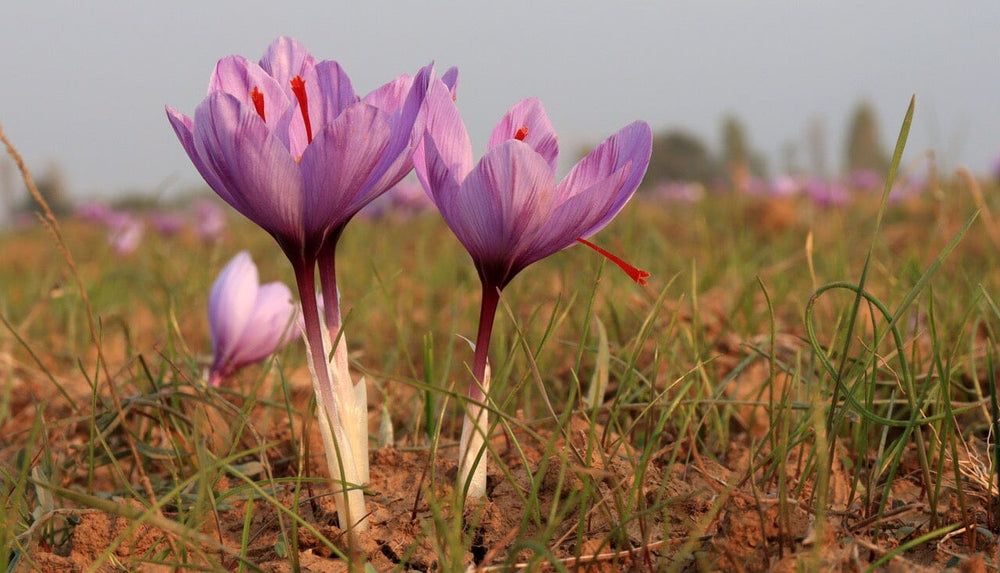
(1, 2, 998, 200)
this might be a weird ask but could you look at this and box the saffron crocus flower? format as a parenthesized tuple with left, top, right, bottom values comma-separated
(167, 36, 438, 538)
(415, 83, 652, 498)
(193, 200, 226, 242)
(207, 251, 298, 387)
(149, 211, 186, 237)
(105, 211, 144, 256)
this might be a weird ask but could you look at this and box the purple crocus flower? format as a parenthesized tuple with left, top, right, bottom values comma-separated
(105, 211, 144, 256)
(149, 211, 186, 237)
(415, 82, 652, 497)
(193, 200, 226, 242)
(804, 177, 850, 207)
(167, 37, 440, 537)
(207, 251, 298, 387)
(75, 200, 113, 224)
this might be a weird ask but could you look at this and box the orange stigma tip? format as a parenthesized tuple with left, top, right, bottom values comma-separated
(514, 126, 529, 141)
(250, 87, 266, 121)
(290, 76, 313, 143)
(576, 237, 650, 286)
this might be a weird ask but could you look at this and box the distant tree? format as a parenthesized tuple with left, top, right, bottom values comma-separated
(643, 129, 720, 187)
(844, 101, 889, 175)
(721, 114, 768, 190)
(18, 162, 72, 217)
(806, 117, 828, 178)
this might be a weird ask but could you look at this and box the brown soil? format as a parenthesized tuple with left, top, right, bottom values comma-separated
(10, 369, 998, 572)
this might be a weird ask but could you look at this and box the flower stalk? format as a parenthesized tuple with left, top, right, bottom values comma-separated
(318, 244, 370, 484)
(293, 259, 368, 535)
(458, 283, 500, 498)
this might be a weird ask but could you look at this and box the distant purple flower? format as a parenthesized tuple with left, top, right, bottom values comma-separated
(769, 175, 802, 197)
(106, 212, 144, 256)
(649, 181, 704, 203)
(75, 200, 113, 224)
(415, 84, 652, 497)
(846, 169, 882, 192)
(743, 176, 769, 197)
(889, 175, 924, 203)
(360, 178, 434, 219)
(207, 251, 298, 387)
(993, 154, 1000, 182)
(194, 200, 226, 242)
(149, 211, 186, 237)
(804, 177, 849, 207)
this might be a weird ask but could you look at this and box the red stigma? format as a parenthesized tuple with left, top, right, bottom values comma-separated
(576, 238, 650, 285)
(290, 76, 313, 144)
(250, 87, 266, 121)
(514, 126, 529, 141)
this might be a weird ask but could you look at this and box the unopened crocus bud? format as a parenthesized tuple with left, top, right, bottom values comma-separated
(207, 251, 298, 386)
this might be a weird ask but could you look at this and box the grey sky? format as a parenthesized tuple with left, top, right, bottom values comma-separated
(1, 2, 998, 200)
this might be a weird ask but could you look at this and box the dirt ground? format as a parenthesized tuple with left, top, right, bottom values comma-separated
(8, 358, 999, 572)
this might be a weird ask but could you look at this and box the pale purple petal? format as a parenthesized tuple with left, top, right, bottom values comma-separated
(227, 281, 298, 371)
(258, 36, 316, 89)
(347, 64, 433, 211)
(487, 98, 559, 171)
(523, 166, 629, 264)
(362, 75, 411, 115)
(414, 75, 473, 204)
(208, 55, 290, 122)
(556, 121, 651, 202)
(448, 142, 555, 284)
(298, 103, 392, 234)
(209, 252, 259, 376)
(441, 67, 459, 96)
(314, 60, 358, 125)
(166, 107, 239, 208)
(192, 93, 305, 245)
(557, 121, 651, 235)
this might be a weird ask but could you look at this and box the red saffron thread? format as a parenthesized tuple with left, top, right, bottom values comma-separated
(290, 76, 312, 144)
(576, 238, 650, 285)
(250, 87, 266, 121)
(514, 126, 529, 141)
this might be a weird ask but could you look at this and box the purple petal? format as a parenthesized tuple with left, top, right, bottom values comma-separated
(347, 64, 433, 211)
(556, 121, 652, 235)
(258, 36, 316, 89)
(447, 142, 555, 275)
(441, 67, 459, 96)
(227, 281, 298, 371)
(362, 74, 412, 115)
(208, 55, 290, 122)
(192, 93, 305, 244)
(523, 166, 629, 265)
(314, 60, 359, 125)
(209, 251, 259, 376)
(298, 103, 392, 234)
(166, 106, 238, 208)
(488, 98, 559, 172)
(414, 74, 473, 204)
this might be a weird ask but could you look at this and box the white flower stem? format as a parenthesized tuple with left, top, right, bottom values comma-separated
(317, 248, 370, 484)
(328, 322, 370, 484)
(458, 361, 490, 498)
(294, 262, 368, 538)
(302, 324, 369, 533)
(458, 283, 500, 499)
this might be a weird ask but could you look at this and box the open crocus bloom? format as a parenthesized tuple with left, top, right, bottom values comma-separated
(415, 89, 653, 291)
(207, 251, 298, 387)
(415, 81, 652, 498)
(166, 36, 432, 262)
